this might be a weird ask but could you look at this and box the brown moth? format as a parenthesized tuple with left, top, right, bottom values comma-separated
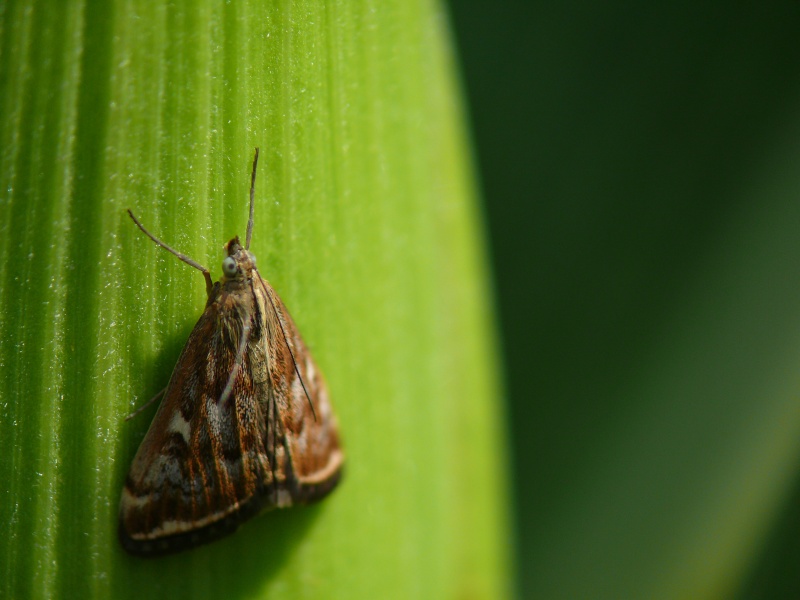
(119, 148, 343, 557)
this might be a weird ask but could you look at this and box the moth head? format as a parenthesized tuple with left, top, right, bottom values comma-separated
(221, 236, 257, 282)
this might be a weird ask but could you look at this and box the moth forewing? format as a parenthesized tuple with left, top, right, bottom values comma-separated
(119, 150, 343, 557)
(256, 272, 344, 496)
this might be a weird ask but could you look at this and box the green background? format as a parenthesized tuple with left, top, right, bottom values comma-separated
(0, 1, 509, 598)
(450, 2, 800, 599)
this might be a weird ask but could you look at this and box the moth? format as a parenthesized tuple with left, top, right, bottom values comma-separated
(119, 148, 343, 557)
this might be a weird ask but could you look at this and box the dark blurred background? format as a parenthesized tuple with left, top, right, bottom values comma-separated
(448, 3, 800, 598)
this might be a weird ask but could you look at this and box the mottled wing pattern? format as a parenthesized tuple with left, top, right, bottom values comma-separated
(119, 273, 342, 556)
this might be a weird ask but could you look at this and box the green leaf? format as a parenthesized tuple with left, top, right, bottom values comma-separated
(0, 1, 510, 598)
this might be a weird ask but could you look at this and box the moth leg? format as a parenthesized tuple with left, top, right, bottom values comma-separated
(124, 386, 167, 421)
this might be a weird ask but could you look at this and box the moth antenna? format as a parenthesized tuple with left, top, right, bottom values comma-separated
(124, 386, 167, 421)
(256, 269, 318, 421)
(218, 319, 252, 407)
(127, 209, 214, 295)
(246, 147, 259, 251)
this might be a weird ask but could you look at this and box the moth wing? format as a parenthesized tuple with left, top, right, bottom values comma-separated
(257, 274, 344, 506)
(119, 300, 274, 556)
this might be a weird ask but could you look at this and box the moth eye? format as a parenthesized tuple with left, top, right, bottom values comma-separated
(222, 256, 238, 276)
